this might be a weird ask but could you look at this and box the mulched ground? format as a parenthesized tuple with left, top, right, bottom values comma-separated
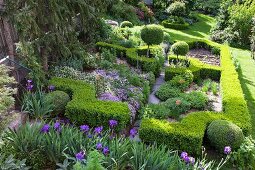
(188, 48, 220, 66)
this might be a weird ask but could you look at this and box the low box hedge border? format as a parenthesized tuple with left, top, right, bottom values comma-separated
(166, 55, 221, 82)
(162, 20, 189, 30)
(96, 42, 164, 77)
(49, 77, 130, 131)
(139, 42, 251, 155)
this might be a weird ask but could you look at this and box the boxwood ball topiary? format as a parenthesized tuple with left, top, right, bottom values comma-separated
(171, 41, 189, 57)
(120, 21, 134, 28)
(141, 25, 164, 46)
(46, 90, 70, 114)
(166, 1, 187, 17)
(207, 120, 244, 152)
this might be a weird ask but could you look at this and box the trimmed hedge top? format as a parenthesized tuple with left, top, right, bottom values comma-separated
(140, 41, 251, 155)
(49, 78, 130, 131)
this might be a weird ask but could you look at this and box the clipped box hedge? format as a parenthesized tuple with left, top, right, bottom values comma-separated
(140, 43, 251, 155)
(166, 56, 221, 82)
(49, 78, 130, 130)
(96, 42, 164, 76)
(162, 20, 189, 30)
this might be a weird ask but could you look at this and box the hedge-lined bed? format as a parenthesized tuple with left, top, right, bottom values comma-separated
(166, 56, 221, 82)
(96, 42, 164, 76)
(49, 77, 130, 131)
(162, 20, 189, 30)
(139, 42, 251, 155)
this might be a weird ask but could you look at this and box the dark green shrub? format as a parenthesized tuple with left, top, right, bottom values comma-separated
(164, 97, 191, 116)
(141, 25, 164, 57)
(120, 21, 134, 28)
(171, 41, 189, 58)
(207, 120, 244, 152)
(155, 82, 182, 101)
(45, 90, 70, 115)
(180, 91, 208, 110)
(166, 2, 187, 17)
(162, 20, 189, 30)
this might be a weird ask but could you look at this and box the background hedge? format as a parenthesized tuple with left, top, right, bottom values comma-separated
(162, 20, 189, 30)
(49, 78, 130, 131)
(139, 42, 251, 155)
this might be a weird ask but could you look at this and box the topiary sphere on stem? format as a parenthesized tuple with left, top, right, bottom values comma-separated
(171, 41, 189, 59)
(141, 25, 164, 57)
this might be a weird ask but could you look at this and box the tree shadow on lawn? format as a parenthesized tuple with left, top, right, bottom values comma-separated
(238, 65, 255, 137)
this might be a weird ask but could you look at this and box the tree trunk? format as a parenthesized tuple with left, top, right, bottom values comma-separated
(2, 18, 15, 66)
(40, 46, 48, 71)
(147, 45, 150, 57)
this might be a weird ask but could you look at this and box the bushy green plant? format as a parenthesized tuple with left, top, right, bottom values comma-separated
(141, 25, 164, 57)
(207, 120, 245, 153)
(101, 48, 117, 63)
(163, 32, 171, 43)
(84, 150, 106, 170)
(45, 90, 70, 115)
(164, 97, 191, 117)
(166, 1, 187, 17)
(171, 41, 189, 58)
(120, 21, 133, 28)
(181, 91, 208, 110)
(230, 136, 255, 169)
(170, 73, 193, 91)
(22, 90, 54, 120)
(0, 154, 29, 170)
(143, 104, 171, 119)
(0, 65, 16, 114)
(108, 1, 140, 25)
(155, 83, 181, 101)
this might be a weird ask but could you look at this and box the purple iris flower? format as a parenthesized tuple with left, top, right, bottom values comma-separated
(224, 146, 231, 155)
(48, 85, 55, 92)
(130, 128, 137, 138)
(75, 151, 85, 161)
(94, 126, 103, 134)
(80, 125, 90, 133)
(103, 147, 109, 155)
(183, 156, 190, 163)
(27, 80, 32, 83)
(180, 152, 188, 159)
(54, 122, 61, 132)
(96, 143, 103, 150)
(189, 157, 195, 164)
(41, 124, 50, 133)
(109, 120, 118, 129)
(26, 84, 33, 91)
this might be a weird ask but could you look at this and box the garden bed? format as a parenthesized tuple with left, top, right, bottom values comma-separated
(188, 48, 220, 66)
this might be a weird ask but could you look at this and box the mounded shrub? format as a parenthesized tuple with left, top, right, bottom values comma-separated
(180, 91, 208, 110)
(45, 90, 70, 114)
(207, 120, 244, 152)
(163, 32, 171, 43)
(120, 21, 134, 28)
(155, 83, 181, 101)
(166, 1, 187, 17)
(171, 41, 189, 57)
(163, 97, 191, 117)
